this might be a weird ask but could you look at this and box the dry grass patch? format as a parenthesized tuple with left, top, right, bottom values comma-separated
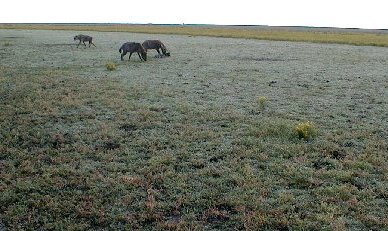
(2, 23, 388, 47)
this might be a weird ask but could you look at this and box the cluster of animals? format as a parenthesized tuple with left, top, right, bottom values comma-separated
(73, 34, 171, 61)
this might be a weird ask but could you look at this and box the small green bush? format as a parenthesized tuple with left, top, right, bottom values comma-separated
(295, 121, 316, 140)
(258, 96, 268, 110)
(105, 63, 117, 71)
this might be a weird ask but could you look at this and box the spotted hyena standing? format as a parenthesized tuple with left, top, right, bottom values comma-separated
(142, 40, 170, 57)
(74, 34, 96, 48)
(119, 42, 147, 61)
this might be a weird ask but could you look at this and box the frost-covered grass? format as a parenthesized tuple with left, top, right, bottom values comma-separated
(0, 29, 387, 230)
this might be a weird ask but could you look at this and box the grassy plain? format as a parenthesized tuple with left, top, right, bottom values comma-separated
(1, 23, 388, 47)
(0, 28, 387, 230)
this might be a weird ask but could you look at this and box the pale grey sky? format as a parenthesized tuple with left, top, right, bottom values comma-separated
(1, 0, 387, 29)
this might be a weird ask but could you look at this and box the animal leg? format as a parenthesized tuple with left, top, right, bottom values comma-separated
(121, 52, 127, 61)
(128, 52, 133, 60)
(137, 52, 143, 61)
(91, 42, 96, 47)
(83, 41, 87, 47)
(156, 49, 162, 57)
(77, 41, 81, 48)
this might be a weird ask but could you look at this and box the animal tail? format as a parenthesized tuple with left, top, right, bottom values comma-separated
(119, 47, 122, 53)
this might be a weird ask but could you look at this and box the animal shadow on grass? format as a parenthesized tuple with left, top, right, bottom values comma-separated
(119, 124, 138, 133)
(3, 36, 24, 39)
(41, 43, 75, 47)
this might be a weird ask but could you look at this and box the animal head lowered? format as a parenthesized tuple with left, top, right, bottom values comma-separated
(138, 43, 147, 61)
(160, 42, 170, 56)
(162, 47, 171, 56)
(142, 40, 170, 57)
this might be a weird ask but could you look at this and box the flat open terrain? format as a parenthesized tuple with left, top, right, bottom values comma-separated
(1, 29, 388, 230)
(2, 24, 388, 47)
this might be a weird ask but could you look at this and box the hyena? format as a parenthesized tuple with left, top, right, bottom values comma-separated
(119, 42, 147, 61)
(142, 40, 170, 57)
(73, 35, 96, 48)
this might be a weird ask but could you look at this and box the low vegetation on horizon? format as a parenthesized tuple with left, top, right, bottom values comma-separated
(1, 23, 388, 47)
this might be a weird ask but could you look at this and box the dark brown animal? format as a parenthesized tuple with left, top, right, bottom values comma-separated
(142, 40, 170, 57)
(119, 42, 147, 61)
(74, 35, 96, 48)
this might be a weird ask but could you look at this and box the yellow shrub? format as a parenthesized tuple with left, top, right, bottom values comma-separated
(295, 121, 316, 140)
(258, 96, 268, 110)
(106, 63, 117, 71)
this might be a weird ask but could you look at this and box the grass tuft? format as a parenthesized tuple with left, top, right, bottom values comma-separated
(105, 62, 117, 71)
(3, 41, 12, 46)
(295, 121, 317, 140)
(257, 96, 268, 110)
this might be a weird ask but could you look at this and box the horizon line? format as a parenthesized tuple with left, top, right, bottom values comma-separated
(1, 22, 387, 31)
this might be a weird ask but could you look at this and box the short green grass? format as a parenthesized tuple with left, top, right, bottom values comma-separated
(0, 29, 387, 230)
